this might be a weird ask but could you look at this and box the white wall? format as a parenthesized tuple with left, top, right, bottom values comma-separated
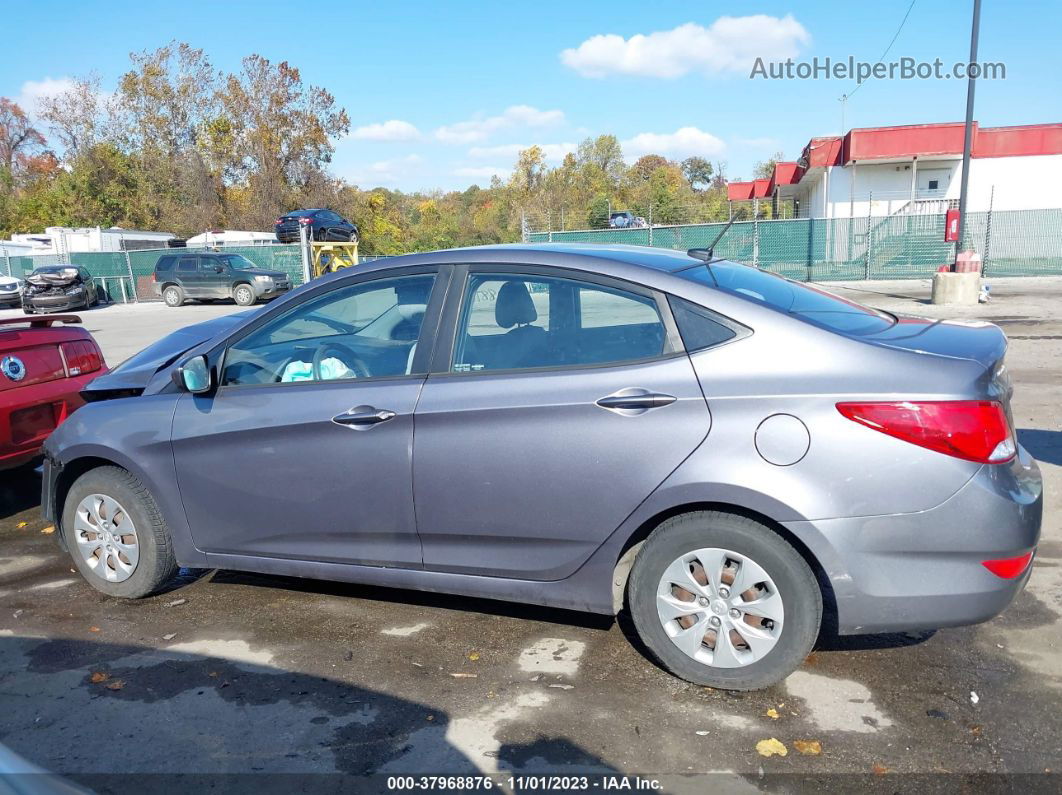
(804, 153, 1062, 218)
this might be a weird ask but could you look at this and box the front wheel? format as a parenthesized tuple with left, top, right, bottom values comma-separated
(233, 284, 256, 306)
(628, 511, 821, 690)
(162, 285, 184, 307)
(62, 466, 178, 599)
(348, 230, 359, 243)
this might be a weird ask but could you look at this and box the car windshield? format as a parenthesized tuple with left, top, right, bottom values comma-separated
(217, 254, 258, 270)
(680, 261, 895, 336)
(31, 266, 79, 276)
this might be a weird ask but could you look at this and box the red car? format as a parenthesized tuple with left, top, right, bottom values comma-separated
(0, 315, 106, 471)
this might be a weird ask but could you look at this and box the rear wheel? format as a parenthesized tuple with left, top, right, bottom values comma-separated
(162, 285, 184, 307)
(628, 511, 821, 690)
(62, 466, 178, 599)
(233, 283, 256, 306)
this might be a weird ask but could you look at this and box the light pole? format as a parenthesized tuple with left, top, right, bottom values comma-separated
(953, 0, 982, 269)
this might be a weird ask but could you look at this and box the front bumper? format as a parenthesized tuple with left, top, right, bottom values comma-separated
(254, 280, 292, 299)
(0, 293, 21, 307)
(785, 445, 1043, 635)
(26, 293, 86, 312)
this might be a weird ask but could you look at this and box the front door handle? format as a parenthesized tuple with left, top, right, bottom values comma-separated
(332, 405, 396, 428)
(596, 391, 677, 411)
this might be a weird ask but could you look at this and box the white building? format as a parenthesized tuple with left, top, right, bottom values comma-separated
(185, 230, 278, 248)
(5, 226, 175, 256)
(729, 122, 1062, 219)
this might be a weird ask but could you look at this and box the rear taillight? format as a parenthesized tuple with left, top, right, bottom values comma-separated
(298, 216, 312, 224)
(836, 400, 1016, 464)
(60, 340, 104, 377)
(275, 218, 284, 225)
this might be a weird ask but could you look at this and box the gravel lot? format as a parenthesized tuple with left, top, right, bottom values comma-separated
(1, 278, 1059, 790)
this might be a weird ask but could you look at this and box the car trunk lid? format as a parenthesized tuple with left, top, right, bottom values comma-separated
(861, 315, 1013, 420)
(0, 317, 75, 392)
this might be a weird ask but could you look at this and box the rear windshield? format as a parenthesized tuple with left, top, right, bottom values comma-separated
(679, 261, 895, 336)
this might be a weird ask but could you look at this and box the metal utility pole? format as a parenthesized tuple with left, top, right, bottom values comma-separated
(953, 0, 982, 269)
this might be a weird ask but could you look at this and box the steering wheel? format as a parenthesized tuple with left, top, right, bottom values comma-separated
(312, 341, 371, 381)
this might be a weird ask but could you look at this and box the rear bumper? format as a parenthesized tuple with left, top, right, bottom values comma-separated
(785, 445, 1043, 635)
(0, 371, 102, 471)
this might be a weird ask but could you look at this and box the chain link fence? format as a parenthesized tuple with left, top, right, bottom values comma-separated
(0, 245, 320, 303)
(527, 207, 1062, 281)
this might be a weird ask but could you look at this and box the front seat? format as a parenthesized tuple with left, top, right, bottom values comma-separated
(494, 281, 548, 369)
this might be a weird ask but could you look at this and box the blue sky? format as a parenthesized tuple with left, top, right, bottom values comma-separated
(2, 0, 1059, 192)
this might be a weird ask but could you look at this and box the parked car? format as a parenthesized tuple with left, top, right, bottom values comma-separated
(41, 244, 1041, 689)
(275, 209, 359, 244)
(22, 266, 99, 314)
(1, 314, 105, 471)
(609, 211, 647, 228)
(0, 276, 23, 308)
(153, 251, 292, 307)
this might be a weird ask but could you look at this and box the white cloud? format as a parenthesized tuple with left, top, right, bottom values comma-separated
(454, 166, 509, 179)
(435, 105, 565, 144)
(350, 119, 421, 141)
(16, 76, 76, 115)
(350, 154, 423, 187)
(468, 142, 576, 163)
(561, 15, 810, 79)
(622, 127, 726, 160)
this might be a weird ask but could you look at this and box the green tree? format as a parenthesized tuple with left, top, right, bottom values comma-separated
(680, 156, 713, 191)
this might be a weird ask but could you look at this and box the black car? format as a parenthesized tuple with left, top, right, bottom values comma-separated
(153, 252, 291, 308)
(22, 265, 100, 313)
(275, 209, 359, 244)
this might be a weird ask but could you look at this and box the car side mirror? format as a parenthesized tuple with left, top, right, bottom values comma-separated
(173, 355, 212, 394)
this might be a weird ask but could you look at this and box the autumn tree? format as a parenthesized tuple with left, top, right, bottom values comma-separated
(219, 54, 350, 229)
(0, 99, 47, 184)
(753, 151, 785, 180)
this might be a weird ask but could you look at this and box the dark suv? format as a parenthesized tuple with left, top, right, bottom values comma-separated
(153, 252, 291, 308)
(275, 209, 359, 243)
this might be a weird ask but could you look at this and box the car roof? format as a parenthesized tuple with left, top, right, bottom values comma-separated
(363, 243, 702, 274)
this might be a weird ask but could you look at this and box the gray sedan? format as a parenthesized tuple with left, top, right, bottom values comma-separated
(40, 244, 1042, 690)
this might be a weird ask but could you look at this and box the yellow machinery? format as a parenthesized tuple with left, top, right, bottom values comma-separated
(310, 242, 359, 278)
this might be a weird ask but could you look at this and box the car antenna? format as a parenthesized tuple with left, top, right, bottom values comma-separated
(687, 216, 737, 264)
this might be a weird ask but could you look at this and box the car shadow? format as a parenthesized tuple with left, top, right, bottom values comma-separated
(1018, 428, 1062, 466)
(1, 634, 622, 784)
(0, 465, 41, 521)
(208, 569, 616, 631)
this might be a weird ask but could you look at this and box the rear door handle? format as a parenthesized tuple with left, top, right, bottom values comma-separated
(596, 391, 677, 411)
(332, 405, 396, 428)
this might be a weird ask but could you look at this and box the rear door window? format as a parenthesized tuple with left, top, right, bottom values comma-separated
(177, 257, 198, 272)
(452, 273, 668, 372)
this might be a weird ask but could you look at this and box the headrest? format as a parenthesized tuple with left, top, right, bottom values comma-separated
(397, 303, 426, 321)
(495, 281, 538, 328)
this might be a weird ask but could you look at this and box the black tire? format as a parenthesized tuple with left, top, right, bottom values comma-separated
(61, 466, 178, 599)
(348, 229, 359, 243)
(162, 285, 184, 307)
(232, 283, 256, 306)
(628, 511, 821, 690)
